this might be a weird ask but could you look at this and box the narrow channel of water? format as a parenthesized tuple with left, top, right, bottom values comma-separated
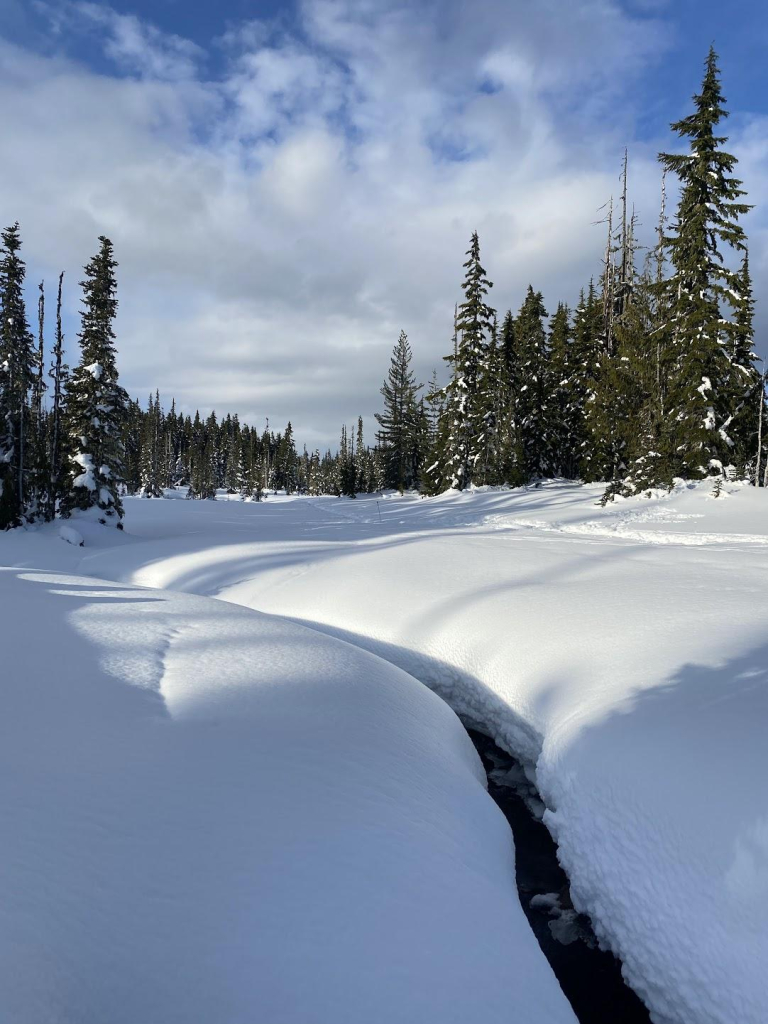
(467, 729, 652, 1024)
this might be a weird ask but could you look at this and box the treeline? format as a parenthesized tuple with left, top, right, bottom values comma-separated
(367, 48, 767, 500)
(122, 400, 387, 499)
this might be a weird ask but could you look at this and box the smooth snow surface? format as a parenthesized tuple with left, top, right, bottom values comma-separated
(4, 479, 768, 1024)
(0, 567, 574, 1024)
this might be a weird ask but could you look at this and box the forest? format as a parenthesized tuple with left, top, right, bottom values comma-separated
(0, 47, 765, 530)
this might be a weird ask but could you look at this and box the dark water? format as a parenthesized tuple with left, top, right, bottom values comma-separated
(468, 730, 652, 1024)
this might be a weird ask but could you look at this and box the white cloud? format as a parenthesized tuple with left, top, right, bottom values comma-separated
(1, 0, 765, 448)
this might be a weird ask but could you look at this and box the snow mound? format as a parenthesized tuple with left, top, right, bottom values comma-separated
(58, 524, 84, 547)
(0, 567, 574, 1024)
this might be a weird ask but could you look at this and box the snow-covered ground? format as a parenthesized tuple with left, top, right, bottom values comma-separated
(3, 479, 768, 1024)
(0, 564, 574, 1024)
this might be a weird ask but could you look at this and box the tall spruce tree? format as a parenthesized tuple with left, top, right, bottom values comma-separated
(547, 302, 572, 478)
(0, 224, 37, 529)
(725, 251, 763, 477)
(61, 237, 127, 523)
(658, 47, 751, 486)
(140, 391, 163, 497)
(440, 232, 495, 490)
(375, 330, 422, 492)
(514, 286, 555, 481)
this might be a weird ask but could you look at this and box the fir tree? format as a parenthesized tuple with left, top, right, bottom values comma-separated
(568, 284, 604, 481)
(376, 331, 422, 492)
(140, 391, 163, 497)
(225, 414, 243, 493)
(27, 279, 49, 518)
(514, 286, 555, 480)
(658, 47, 751, 486)
(440, 232, 495, 490)
(725, 251, 762, 477)
(60, 237, 126, 523)
(275, 421, 298, 493)
(547, 302, 571, 478)
(0, 223, 36, 529)
(493, 310, 523, 485)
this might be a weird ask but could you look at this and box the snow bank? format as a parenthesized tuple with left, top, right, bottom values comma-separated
(53, 480, 768, 1024)
(0, 567, 574, 1024)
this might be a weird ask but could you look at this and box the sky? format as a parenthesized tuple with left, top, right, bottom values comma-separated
(1, 0, 767, 449)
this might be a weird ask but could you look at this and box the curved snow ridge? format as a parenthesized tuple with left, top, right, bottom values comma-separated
(0, 566, 577, 1024)
(270, 615, 545, 769)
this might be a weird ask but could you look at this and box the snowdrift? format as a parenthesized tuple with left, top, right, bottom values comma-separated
(0, 566, 574, 1024)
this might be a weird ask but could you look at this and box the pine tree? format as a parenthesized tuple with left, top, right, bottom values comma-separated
(225, 414, 243, 493)
(188, 413, 218, 499)
(375, 331, 422, 492)
(0, 223, 37, 529)
(658, 47, 751, 486)
(140, 391, 163, 497)
(440, 232, 495, 490)
(568, 284, 604, 481)
(274, 421, 298, 493)
(338, 424, 356, 497)
(494, 309, 524, 484)
(27, 280, 49, 518)
(725, 251, 762, 477)
(60, 237, 127, 523)
(547, 302, 571, 478)
(355, 416, 370, 493)
(514, 286, 555, 481)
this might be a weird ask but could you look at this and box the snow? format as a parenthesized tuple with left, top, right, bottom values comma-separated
(0, 563, 574, 1024)
(71, 451, 96, 491)
(3, 480, 768, 1023)
(58, 524, 84, 547)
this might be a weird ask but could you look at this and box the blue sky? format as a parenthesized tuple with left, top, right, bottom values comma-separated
(1, 0, 766, 446)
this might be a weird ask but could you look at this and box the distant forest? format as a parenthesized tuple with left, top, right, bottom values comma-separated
(0, 47, 765, 531)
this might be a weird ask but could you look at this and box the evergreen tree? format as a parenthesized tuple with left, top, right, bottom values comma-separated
(122, 398, 143, 495)
(440, 232, 495, 490)
(547, 302, 571, 478)
(338, 424, 356, 497)
(46, 271, 68, 519)
(375, 330, 422, 492)
(491, 310, 522, 485)
(725, 251, 763, 477)
(275, 421, 298, 493)
(27, 279, 49, 518)
(567, 284, 604, 481)
(355, 416, 370, 493)
(658, 47, 751, 486)
(0, 223, 36, 529)
(514, 286, 556, 480)
(188, 413, 218, 499)
(61, 237, 127, 524)
(140, 391, 163, 497)
(225, 414, 243, 493)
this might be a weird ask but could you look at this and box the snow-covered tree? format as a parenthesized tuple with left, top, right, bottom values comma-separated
(376, 331, 422, 492)
(440, 232, 495, 490)
(0, 223, 36, 529)
(658, 47, 751, 486)
(60, 236, 127, 525)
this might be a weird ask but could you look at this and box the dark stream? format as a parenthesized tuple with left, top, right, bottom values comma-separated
(468, 729, 652, 1024)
